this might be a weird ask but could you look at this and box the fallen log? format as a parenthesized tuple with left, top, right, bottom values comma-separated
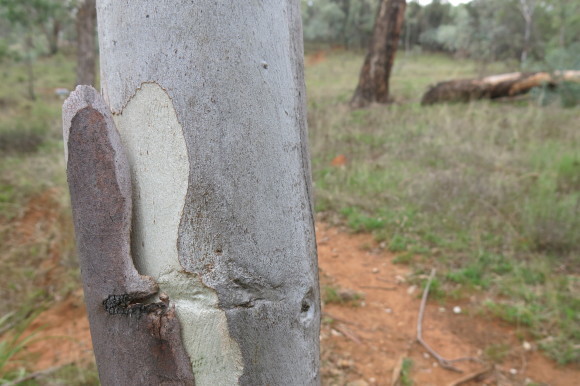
(421, 70, 580, 105)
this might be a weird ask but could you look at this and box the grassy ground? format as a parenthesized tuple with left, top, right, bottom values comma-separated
(307, 50, 579, 365)
(0, 54, 85, 384)
(0, 49, 578, 383)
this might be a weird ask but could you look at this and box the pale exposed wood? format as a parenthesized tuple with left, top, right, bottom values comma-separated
(391, 356, 404, 386)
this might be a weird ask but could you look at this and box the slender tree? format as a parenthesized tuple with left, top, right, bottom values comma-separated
(75, 0, 96, 86)
(519, 0, 537, 66)
(350, 0, 406, 108)
(63, 1, 320, 384)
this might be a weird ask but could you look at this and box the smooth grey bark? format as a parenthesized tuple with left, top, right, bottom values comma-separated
(93, 1, 320, 385)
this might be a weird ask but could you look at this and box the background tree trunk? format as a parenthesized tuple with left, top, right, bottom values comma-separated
(519, 0, 536, 66)
(350, 0, 406, 108)
(48, 20, 61, 55)
(75, 0, 96, 86)
(79, 1, 320, 384)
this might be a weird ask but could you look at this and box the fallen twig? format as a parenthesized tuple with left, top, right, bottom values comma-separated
(447, 366, 494, 386)
(391, 356, 404, 386)
(322, 312, 358, 326)
(416, 268, 479, 373)
(376, 277, 395, 283)
(360, 285, 397, 291)
(334, 324, 362, 344)
(4, 365, 63, 386)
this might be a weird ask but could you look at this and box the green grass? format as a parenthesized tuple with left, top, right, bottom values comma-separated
(400, 357, 413, 386)
(306, 50, 580, 364)
(0, 54, 94, 382)
(322, 285, 363, 306)
(0, 312, 43, 383)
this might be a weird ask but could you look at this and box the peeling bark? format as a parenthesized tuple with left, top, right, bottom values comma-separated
(64, 86, 195, 385)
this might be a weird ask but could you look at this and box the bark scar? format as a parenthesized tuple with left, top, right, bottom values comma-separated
(103, 293, 167, 316)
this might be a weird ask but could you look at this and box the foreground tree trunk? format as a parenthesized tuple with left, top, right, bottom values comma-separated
(350, 0, 406, 108)
(64, 1, 320, 385)
(421, 71, 580, 105)
(75, 0, 96, 86)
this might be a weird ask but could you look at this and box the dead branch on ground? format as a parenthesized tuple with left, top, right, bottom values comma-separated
(421, 70, 580, 105)
(447, 366, 494, 386)
(417, 268, 479, 373)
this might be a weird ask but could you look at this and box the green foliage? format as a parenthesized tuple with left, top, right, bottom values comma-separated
(0, 125, 46, 154)
(322, 285, 363, 306)
(301, 0, 377, 48)
(483, 343, 511, 363)
(400, 357, 413, 386)
(44, 362, 100, 386)
(0, 0, 59, 28)
(0, 312, 41, 383)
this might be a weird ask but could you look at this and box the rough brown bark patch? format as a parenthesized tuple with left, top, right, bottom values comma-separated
(65, 87, 194, 385)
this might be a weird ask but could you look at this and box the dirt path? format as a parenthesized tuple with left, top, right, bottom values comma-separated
(25, 222, 578, 385)
(317, 223, 578, 386)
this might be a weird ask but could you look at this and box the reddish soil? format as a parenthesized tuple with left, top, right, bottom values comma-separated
(24, 291, 93, 370)
(307, 50, 328, 66)
(316, 223, 578, 386)
(23, 222, 578, 385)
(9, 188, 69, 295)
(12, 188, 62, 245)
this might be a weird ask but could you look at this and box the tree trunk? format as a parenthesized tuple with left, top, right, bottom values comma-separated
(519, 0, 536, 66)
(24, 34, 36, 101)
(49, 20, 60, 55)
(42, 20, 61, 56)
(75, 0, 96, 86)
(421, 71, 580, 105)
(350, 0, 406, 108)
(64, 1, 320, 385)
(340, 0, 351, 48)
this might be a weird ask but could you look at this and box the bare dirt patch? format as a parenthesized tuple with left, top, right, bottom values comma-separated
(317, 222, 579, 386)
(22, 222, 579, 385)
(24, 291, 93, 371)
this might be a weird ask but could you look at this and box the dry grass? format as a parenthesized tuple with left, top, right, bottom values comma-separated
(306, 50, 579, 364)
